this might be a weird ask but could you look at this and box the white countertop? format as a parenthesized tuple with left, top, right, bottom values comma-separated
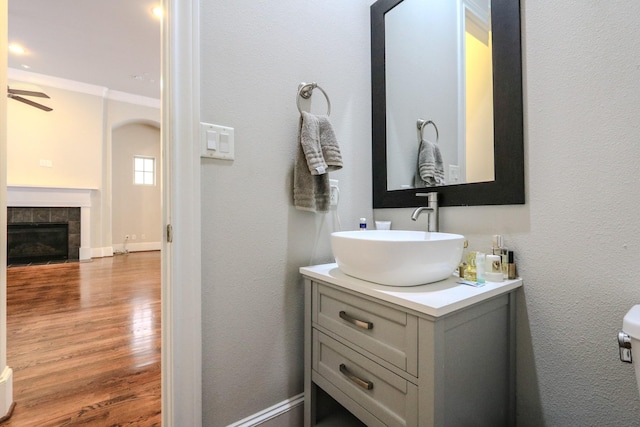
(300, 263, 523, 318)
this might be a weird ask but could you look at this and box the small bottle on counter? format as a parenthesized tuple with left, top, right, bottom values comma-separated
(491, 235, 509, 279)
(508, 250, 517, 279)
(359, 218, 367, 230)
(458, 240, 469, 279)
(475, 252, 486, 284)
(463, 251, 477, 281)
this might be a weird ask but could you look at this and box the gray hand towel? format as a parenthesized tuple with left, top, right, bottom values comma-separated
(299, 111, 343, 175)
(317, 115, 343, 172)
(294, 116, 331, 213)
(415, 139, 445, 187)
(294, 112, 342, 213)
(300, 111, 327, 175)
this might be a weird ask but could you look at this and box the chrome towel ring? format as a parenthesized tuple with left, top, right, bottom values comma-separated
(417, 119, 439, 143)
(297, 82, 331, 116)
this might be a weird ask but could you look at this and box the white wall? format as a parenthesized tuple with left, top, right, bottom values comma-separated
(7, 83, 103, 189)
(112, 123, 161, 251)
(465, 30, 493, 183)
(376, 1, 640, 425)
(104, 98, 160, 255)
(199, 0, 372, 425)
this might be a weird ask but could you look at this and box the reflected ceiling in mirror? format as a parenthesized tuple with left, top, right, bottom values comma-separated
(372, 0, 524, 207)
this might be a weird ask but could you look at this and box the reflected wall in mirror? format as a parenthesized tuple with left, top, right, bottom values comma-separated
(386, 0, 494, 190)
(372, 0, 524, 207)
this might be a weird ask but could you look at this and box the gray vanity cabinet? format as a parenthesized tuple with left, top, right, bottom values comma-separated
(303, 277, 517, 427)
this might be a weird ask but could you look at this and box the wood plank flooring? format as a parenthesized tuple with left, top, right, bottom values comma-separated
(3, 251, 161, 426)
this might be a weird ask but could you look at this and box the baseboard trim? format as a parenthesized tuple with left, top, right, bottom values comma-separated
(0, 367, 14, 422)
(81, 247, 94, 260)
(90, 243, 160, 258)
(228, 393, 304, 427)
(111, 242, 161, 255)
(90, 247, 114, 259)
(0, 402, 16, 424)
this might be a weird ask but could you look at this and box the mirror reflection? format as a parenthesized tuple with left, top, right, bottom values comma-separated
(385, 0, 495, 191)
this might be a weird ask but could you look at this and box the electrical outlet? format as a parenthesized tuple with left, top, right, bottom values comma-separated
(449, 165, 460, 184)
(329, 179, 339, 207)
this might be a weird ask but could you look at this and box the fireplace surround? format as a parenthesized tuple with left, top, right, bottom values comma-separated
(7, 186, 94, 261)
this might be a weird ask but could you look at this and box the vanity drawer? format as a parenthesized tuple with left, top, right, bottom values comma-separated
(313, 283, 418, 375)
(313, 330, 418, 427)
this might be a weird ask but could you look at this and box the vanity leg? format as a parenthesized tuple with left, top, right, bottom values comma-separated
(507, 291, 517, 426)
(304, 279, 316, 426)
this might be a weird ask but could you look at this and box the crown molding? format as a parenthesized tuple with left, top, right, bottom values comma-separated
(8, 68, 160, 108)
(106, 90, 160, 109)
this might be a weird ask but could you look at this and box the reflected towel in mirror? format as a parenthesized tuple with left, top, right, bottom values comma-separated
(415, 139, 445, 187)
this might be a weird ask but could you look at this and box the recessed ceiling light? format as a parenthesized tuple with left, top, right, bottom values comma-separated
(152, 7, 163, 19)
(21, 64, 31, 69)
(9, 44, 25, 55)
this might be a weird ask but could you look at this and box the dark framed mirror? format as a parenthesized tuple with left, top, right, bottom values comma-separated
(371, 0, 524, 208)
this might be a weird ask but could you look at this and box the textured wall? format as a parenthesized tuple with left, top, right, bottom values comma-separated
(515, 1, 640, 424)
(199, 0, 640, 424)
(377, 1, 640, 425)
(199, 1, 373, 425)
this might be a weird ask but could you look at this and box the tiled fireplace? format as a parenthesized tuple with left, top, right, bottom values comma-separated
(7, 207, 81, 264)
(7, 187, 94, 262)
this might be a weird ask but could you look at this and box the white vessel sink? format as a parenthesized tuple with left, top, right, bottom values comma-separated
(330, 230, 465, 287)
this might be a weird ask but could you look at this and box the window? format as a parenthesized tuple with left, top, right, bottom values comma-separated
(134, 156, 155, 185)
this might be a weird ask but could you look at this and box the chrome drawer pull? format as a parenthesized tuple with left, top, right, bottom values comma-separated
(339, 364, 374, 390)
(339, 311, 373, 330)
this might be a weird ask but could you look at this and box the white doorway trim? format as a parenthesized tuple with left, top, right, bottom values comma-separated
(0, 0, 13, 419)
(161, 0, 202, 425)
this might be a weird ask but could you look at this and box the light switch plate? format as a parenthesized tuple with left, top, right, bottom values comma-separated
(201, 122, 235, 160)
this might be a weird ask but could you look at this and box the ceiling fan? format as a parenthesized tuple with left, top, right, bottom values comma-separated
(7, 86, 53, 112)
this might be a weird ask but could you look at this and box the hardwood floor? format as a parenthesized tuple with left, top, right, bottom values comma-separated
(3, 251, 161, 426)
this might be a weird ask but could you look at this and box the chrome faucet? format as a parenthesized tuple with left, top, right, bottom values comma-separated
(411, 192, 439, 232)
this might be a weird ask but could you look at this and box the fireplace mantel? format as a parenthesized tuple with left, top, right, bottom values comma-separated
(6, 186, 95, 207)
(7, 186, 96, 261)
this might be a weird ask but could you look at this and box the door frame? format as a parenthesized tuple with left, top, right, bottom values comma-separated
(161, 0, 202, 425)
(0, 0, 13, 419)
